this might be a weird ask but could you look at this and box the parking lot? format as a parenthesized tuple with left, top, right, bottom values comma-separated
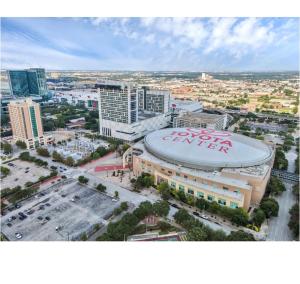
(1, 180, 120, 241)
(1, 159, 51, 190)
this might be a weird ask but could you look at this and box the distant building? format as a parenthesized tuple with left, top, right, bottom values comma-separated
(53, 90, 99, 110)
(173, 112, 229, 130)
(201, 72, 206, 80)
(8, 98, 52, 149)
(7, 68, 47, 97)
(97, 80, 171, 141)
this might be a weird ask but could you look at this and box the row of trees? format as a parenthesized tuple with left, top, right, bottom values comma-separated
(157, 182, 250, 227)
(174, 209, 255, 241)
(273, 148, 288, 170)
(15, 140, 27, 149)
(288, 184, 299, 240)
(97, 201, 170, 241)
(266, 176, 286, 196)
(52, 150, 75, 167)
(113, 202, 129, 216)
(19, 152, 48, 167)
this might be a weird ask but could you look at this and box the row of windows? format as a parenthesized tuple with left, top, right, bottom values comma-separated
(170, 182, 239, 209)
(160, 168, 241, 193)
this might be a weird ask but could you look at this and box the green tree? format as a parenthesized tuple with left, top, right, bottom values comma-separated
(114, 191, 119, 199)
(252, 208, 266, 227)
(78, 175, 89, 184)
(2, 143, 12, 154)
(187, 227, 208, 241)
(16, 140, 27, 149)
(133, 201, 153, 220)
(36, 147, 50, 157)
(288, 204, 299, 239)
(65, 156, 75, 167)
(120, 202, 129, 211)
(96, 183, 106, 192)
(80, 233, 87, 241)
(260, 198, 279, 217)
(0, 166, 10, 177)
(173, 209, 190, 224)
(153, 200, 170, 217)
(230, 208, 249, 226)
(227, 230, 255, 241)
(157, 182, 172, 200)
(52, 150, 64, 163)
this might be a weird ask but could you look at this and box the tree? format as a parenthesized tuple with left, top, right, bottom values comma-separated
(266, 176, 286, 196)
(114, 191, 119, 199)
(260, 198, 279, 217)
(230, 208, 249, 227)
(211, 229, 227, 241)
(133, 201, 153, 220)
(252, 208, 266, 227)
(80, 233, 87, 241)
(288, 204, 299, 239)
(52, 150, 64, 163)
(36, 147, 50, 157)
(0, 166, 10, 177)
(153, 200, 170, 217)
(187, 227, 208, 241)
(78, 175, 89, 184)
(16, 140, 27, 149)
(196, 198, 210, 210)
(120, 202, 129, 211)
(174, 209, 190, 225)
(227, 230, 255, 241)
(65, 156, 75, 167)
(2, 143, 12, 154)
(96, 183, 106, 192)
(157, 182, 172, 200)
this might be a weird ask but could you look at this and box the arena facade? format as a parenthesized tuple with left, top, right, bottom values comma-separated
(129, 128, 275, 210)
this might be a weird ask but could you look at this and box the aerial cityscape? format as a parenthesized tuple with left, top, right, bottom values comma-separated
(0, 17, 299, 242)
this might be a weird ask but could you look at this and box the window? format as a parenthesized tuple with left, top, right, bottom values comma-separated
(184, 175, 188, 179)
(234, 190, 240, 194)
(179, 185, 185, 192)
(218, 199, 226, 206)
(161, 168, 165, 171)
(176, 172, 180, 177)
(197, 192, 204, 198)
(170, 181, 176, 189)
(207, 195, 214, 202)
(168, 171, 172, 174)
(223, 186, 229, 190)
(187, 188, 194, 195)
(230, 202, 238, 209)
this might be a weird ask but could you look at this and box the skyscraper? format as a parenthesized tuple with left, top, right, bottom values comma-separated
(97, 80, 171, 141)
(7, 68, 47, 97)
(8, 98, 51, 149)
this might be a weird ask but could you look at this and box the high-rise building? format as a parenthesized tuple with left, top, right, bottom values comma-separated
(8, 98, 51, 149)
(97, 80, 171, 141)
(7, 68, 47, 97)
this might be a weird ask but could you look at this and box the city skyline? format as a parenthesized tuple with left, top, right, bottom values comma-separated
(1, 17, 299, 72)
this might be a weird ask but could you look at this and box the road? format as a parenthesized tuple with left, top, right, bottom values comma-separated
(267, 141, 297, 241)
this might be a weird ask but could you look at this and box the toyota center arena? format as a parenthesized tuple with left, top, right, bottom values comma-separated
(129, 128, 275, 210)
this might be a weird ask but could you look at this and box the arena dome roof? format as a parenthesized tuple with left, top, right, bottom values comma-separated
(144, 128, 273, 170)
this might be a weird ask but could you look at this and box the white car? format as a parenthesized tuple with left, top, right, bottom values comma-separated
(15, 233, 23, 239)
(112, 199, 118, 202)
(201, 214, 209, 220)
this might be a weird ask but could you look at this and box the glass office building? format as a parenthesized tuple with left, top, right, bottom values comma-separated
(8, 68, 47, 97)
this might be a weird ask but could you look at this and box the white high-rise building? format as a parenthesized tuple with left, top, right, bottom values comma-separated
(97, 80, 171, 142)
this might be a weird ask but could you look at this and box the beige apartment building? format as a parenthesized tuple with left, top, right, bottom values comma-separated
(8, 98, 51, 149)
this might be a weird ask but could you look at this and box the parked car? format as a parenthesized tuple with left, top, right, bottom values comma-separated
(201, 214, 209, 220)
(15, 204, 21, 209)
(192, 211, 200, 217)
(45, 216, 51, 221)
(37, 216, 43, 220)
(15, 233, 22, 239)
(45, 203, 51, 207)
(7, 223, 12, 227)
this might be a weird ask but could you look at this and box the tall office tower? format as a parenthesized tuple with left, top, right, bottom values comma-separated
(7, 68, 47, 97)
(97, 80, 171, 141)
(8, 98, 50, 149)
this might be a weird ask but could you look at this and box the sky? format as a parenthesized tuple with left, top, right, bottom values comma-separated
(1, 17, 299, 71)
